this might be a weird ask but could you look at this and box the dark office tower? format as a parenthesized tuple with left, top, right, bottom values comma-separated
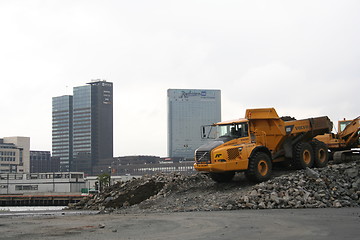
(72, 80, 113, 174)
(89, 81, 113, 161)
(52, 95, 73, 172)
(52, 80, 113, 175)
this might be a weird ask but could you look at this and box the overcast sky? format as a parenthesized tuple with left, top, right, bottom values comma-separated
(0, 0, 359, 157)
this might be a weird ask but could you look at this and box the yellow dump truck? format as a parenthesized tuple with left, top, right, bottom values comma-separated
(194, 108, 332, 183)
(315, 116, 359, 162)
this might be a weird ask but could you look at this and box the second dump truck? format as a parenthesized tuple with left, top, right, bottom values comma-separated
(194, 108, 332, 183)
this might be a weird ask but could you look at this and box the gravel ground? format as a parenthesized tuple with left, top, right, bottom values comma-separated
(1, 208, 360, 240)
(2, 160, 359, 240)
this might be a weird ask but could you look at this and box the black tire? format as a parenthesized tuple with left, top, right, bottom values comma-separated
(245, 152, 272, 183)
(292, 142, 314, 169)
(209, 172, 235, 183)
(311, 139, 329, 168)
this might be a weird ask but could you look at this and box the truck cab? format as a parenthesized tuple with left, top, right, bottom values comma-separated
(196, 119, 251, 169)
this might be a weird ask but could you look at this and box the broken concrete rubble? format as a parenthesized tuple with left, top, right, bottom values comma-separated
(69, 160, 360, 213)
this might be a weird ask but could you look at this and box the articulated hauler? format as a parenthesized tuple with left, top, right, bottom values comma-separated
(194, 108, 332, 183)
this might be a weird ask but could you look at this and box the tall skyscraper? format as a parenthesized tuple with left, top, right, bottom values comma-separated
(72, 85, 92, 173)
(52, 80, 113, 174)
(167, 89, 221, 159)
(52, 95, 73, 172)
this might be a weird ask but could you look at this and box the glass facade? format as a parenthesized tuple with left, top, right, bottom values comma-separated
(52, 95, 73, 172)
(167, 89, 221, 159)
(52, 81, 113, 175)
(73, 85, 92, 172)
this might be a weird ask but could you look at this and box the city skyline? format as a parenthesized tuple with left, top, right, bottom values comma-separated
(1, 1, 359, 157)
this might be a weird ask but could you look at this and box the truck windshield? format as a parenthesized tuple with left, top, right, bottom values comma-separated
(217, 122, 249, 139)
(339, 121, 352, 132)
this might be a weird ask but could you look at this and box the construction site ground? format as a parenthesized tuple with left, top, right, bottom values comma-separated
(0, 208, 359, 240)
(1, 159, 359, 239)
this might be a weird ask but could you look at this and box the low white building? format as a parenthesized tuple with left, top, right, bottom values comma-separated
(0, 172, 85, 195)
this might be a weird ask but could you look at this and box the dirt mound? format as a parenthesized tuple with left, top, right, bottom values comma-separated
(69, 160, 360, 213)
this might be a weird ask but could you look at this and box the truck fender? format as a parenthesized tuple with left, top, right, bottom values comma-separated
(249, 146, 272, 160)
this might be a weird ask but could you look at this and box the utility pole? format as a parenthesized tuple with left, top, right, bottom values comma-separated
(7, 173, 9, 194)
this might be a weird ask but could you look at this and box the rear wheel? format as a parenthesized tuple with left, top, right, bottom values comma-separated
(292, 142, 314, 169)
(245, 152, 272, 183)
(209, 171, 235, 183)
(311, 140, 329, 168)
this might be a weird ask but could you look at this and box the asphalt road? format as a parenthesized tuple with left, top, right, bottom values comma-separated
(1, 208, 359, 240)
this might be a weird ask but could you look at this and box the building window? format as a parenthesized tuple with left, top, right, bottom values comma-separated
(15, 185, 38, 191)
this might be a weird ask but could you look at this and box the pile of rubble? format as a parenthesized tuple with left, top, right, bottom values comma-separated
(69, 160, 360, 213)
(235, 162, 360, 210)
(71, 173, 215, 212)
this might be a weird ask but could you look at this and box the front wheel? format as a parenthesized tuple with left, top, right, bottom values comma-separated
(245, 152, 272, 183)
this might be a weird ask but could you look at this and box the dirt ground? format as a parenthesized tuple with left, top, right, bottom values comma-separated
(1, 208, 359, 240)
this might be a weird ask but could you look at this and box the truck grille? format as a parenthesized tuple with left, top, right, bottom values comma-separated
(195, 151, 211, 164)
(227, 148, 239, 160)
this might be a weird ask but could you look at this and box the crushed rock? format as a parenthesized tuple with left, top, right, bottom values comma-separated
(68, 160, 360, 213)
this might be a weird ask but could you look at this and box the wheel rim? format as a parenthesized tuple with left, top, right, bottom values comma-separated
(318, 149, 326, 163)
(303, 150, 311, 165)
(258, 160, 268, 176)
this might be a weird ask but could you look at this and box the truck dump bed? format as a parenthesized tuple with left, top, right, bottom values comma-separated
(245, 108, 332, 154)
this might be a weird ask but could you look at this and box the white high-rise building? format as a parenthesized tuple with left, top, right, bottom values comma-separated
(167, 89, 221, 159)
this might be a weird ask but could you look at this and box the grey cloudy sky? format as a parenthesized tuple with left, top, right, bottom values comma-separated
(0, 0, 359, 157)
